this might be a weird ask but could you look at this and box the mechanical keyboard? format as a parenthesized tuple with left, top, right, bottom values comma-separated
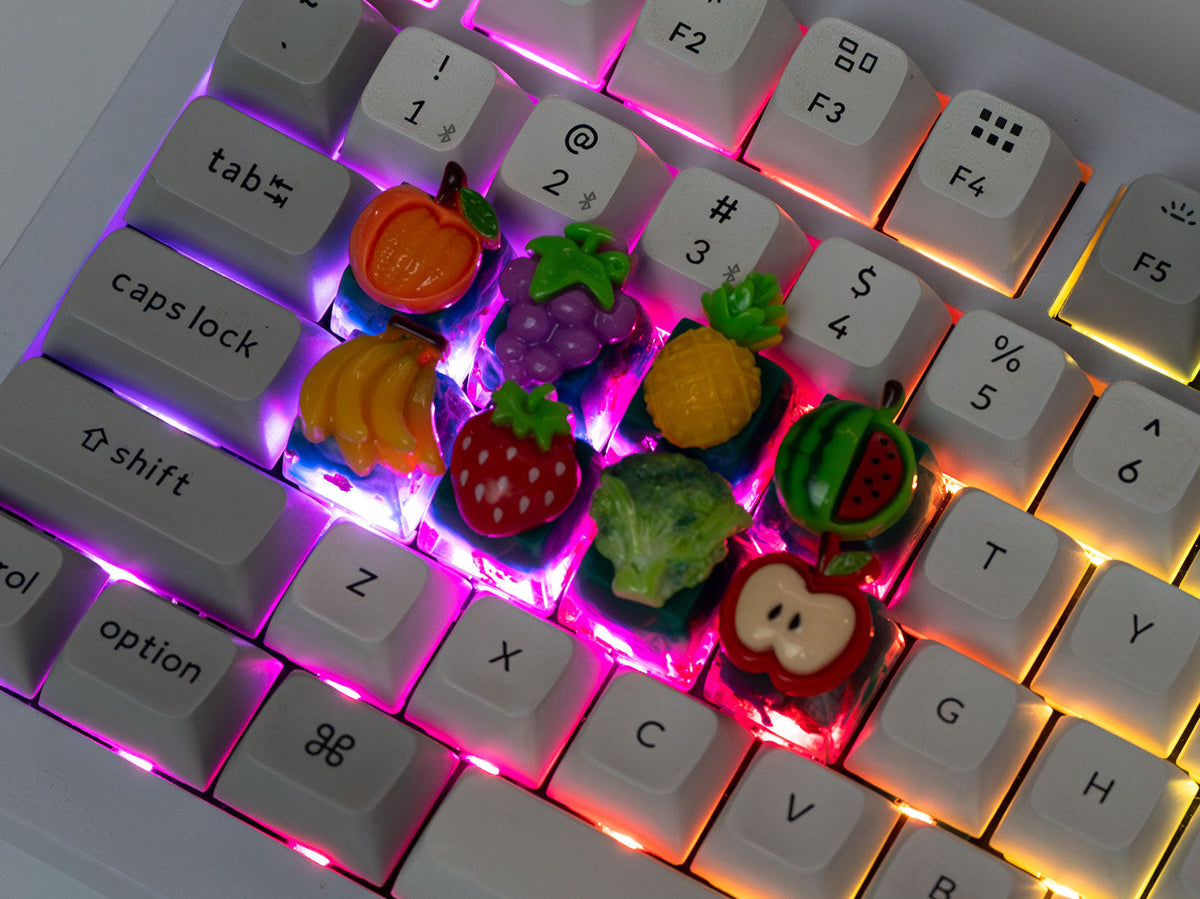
(5, 1, 1200, 897)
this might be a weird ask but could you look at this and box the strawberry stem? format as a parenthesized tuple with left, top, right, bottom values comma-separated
(490, 381, 573, 452)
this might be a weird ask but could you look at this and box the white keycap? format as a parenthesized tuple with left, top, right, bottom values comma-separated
(340, 28, 533, 194)
(0, 691, 379, 899)
(1032, 560, 1200, 755)
(265, 520, 469, 712)
(844, 641, 1049, 836)
(885, 89, 1081, 295)
(993, 717, 1195, 899)
(628, 166, 811, 322)
(393, 766, 725, 898)
(471, 0, 647, 88)
(1150, 812, 1200, 899)
(406, 594, 610, 787)
(607, 0, 801, 152)
(861, 822, 1044, 899)
(0, 358, 328, 636)
(1059, 173, 1200, 380)
(778, 236, 950, 405)
(892, 487, 1088, 680)
(692, 745, 898, 899)
(125, 96, 377, 321)
(40, 581, 281, 790)
(0, 510, 107, 698)
(1038, 379, 1200, 578)
(215, 671, 455, 885)
(42, 228, 337, 469)
(744, 18, 943, 224)
(902, 308, 1093, 507)
(546, 669, 752, 864)
(208, 0, 394, 151)
(490, 95, 671, 251)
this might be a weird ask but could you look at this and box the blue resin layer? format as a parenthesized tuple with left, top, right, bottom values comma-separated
(704, 603, 905, 764)
(281, 372, 473, 542)
(330, 239, 513, 385)
(467, 302, 662, 449)
(417, 442, 601, 614)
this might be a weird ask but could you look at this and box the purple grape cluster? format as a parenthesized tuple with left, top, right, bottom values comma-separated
(494, 257, 639, 385)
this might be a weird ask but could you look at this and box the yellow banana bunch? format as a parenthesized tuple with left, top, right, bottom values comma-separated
(299, 327, 445, 477)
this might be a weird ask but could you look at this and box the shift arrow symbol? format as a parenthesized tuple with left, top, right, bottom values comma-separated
(82, 427, 109, 452)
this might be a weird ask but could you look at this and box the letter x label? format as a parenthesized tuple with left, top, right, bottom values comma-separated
(488, 640, 523, 672)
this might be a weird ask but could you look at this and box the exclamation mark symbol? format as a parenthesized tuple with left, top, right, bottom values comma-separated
(433, 55, 449, 80)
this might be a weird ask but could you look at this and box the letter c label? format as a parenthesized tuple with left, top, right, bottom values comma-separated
(637, 720, 665, 748)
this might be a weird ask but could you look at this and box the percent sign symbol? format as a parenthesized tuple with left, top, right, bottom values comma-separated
(990, 334, 1024, 372)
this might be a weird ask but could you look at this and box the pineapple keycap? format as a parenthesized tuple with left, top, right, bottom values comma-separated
(641, 273, 786, 450)
(644, 325, 761, 449)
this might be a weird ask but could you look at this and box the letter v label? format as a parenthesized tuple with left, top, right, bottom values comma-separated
(787, 794, 814, 822)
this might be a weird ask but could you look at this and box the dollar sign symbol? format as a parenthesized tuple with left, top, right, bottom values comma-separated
(851, 266, 877, 298)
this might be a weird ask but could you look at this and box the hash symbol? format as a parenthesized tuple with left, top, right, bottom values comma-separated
(438, 124, 456, 144)
(709, 195, 738, 223)
(579, 191, 597, 210)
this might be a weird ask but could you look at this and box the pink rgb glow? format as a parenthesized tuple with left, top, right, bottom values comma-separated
(116, 749, 155, 772)
(292, 843, 332, 867)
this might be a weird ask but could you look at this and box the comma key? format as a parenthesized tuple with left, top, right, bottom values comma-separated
(39, 581, 282, 790)
(0, 358, 328, 635)
(215, 671, 455, 885)
(125, 96, 376, 321)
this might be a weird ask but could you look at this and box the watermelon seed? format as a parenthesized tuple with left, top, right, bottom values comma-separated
(767, 603, 782, 620)
(788, 613, 801, 631)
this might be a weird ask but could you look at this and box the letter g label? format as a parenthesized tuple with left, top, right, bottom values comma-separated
(937, 697, 964, 725)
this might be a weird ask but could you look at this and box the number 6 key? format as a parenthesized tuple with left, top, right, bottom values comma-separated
(1038, 379, 1200, 579)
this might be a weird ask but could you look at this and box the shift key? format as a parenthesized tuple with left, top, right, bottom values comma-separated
(0, 357, 327, 635)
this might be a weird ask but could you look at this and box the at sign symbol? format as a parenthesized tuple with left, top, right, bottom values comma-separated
(564, 123, 599, 154)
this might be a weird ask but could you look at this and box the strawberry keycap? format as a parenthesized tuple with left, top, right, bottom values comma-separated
(451, 382, 581, 537)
